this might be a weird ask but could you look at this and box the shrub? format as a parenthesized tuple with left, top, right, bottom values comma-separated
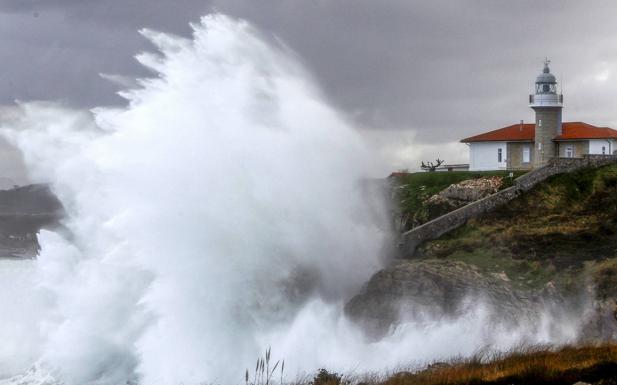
(311, 369, 344, 385)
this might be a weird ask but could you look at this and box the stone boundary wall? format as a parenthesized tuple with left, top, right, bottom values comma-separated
(399, 154, 617, 257)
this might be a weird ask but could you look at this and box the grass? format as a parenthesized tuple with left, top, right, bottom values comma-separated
(405, 164, 617, 295)
(445, 249, 557, 290)
(392, 171, 526, 230)
(415, 223, 562, 290)
(289, 344, 617, 385)
(373, 344, 617, 385)
(247, 347, 284, 385)
(418, 164, 617, 269)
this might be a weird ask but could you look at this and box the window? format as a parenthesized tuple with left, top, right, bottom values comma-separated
(497, 148, 503, 163)
(602, 146, 606, 155)
(565, 145, 574, 158)
(523, 146, 530, 163)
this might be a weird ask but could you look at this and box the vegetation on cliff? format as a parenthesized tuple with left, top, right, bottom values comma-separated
(392, 171, 525, 231)
(338, 165, 617, 384)
(416, 164, 617, 292)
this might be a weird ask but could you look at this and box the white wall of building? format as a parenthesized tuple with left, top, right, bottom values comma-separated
(589, 139, 617, 155)
(468, 142, 507, 171)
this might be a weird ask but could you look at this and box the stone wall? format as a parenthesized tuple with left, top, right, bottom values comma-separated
(399, 154, 617, 257)
(557, 141, 589, 158)
(507, 142, 534, 170)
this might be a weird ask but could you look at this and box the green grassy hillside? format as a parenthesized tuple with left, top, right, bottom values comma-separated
(415, 164, 617, 291)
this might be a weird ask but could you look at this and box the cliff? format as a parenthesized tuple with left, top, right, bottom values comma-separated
(347, 164, 617, 340)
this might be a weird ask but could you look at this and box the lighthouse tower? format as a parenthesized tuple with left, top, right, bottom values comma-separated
(530, 59, 563, 168)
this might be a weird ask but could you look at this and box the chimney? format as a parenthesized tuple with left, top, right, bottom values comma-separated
(520, 120, 524, 131)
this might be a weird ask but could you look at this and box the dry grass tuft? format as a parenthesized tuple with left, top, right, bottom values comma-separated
(377, 344, 617, 385)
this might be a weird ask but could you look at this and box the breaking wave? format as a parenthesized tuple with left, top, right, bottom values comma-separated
(0, 14, 582, 385)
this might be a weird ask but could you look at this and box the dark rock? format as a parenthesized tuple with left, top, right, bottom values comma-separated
(0, 184, 64, 258)
(345, 260, 543, 339)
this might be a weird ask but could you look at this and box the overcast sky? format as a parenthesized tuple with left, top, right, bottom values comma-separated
(2, 0, 617, 173)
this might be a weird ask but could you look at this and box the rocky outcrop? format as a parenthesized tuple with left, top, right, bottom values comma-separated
(424, 176, 504, 218)
(582, 298, 617, 342)
(581, 262, 617, 341)
(345, 259, 617, 343)
(345, 260, 557, 339)
(429, 176, 503, 204)
(392, 176, 506, 233)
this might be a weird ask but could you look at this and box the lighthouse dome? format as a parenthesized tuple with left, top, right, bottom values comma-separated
(536, 62, 556, 84)
(536, 71, 556, 84)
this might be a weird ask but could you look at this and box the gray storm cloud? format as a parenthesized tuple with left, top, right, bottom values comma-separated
(1, 0, 617, 171)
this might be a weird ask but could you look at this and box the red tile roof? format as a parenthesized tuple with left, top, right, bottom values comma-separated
(554, 122, 617, 140)
(461, 122, 617, 143)
(461, 123, 534, 143)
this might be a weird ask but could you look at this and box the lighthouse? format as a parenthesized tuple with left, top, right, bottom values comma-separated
(530, 59, 563, 167)
(462, 61, 617, 171)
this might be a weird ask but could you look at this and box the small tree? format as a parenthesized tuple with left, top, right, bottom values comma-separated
(421, 158, 444, 172)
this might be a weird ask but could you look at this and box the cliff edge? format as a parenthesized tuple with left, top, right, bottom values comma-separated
(348, 164, 617, 340)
